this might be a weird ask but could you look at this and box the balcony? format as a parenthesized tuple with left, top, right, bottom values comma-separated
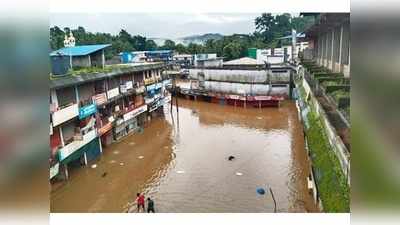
(52, 103, 79, 127)
(58, 128, 97, 161)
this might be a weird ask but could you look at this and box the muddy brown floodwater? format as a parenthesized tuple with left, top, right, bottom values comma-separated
(50, 99, 318, 213)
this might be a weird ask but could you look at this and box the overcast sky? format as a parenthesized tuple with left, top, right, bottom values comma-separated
(50, 13, 260, 39)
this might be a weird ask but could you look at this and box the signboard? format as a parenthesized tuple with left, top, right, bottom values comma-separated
(98, 122, 112, 136)
(93, 93, 107, 105)
(123, 105, 148, 121)
(126, 81, 133, 90)
(50, 163, 59, 179)
(147, 84, 156, 92)
(107, 87, 120, 99)
(120, 84, 127, 93)
(155, 82, 162, 89)
(145, 97, 154, 104)
(149, 100, 163, 112)
(162, 79, 171, 86)
(79, 103, 97, 119)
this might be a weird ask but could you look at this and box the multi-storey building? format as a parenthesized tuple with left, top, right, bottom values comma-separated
(49, 56, 170, 181)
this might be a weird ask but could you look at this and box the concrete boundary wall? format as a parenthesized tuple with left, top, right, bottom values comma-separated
(189, 68, 291, 83)
(301, 79, 350, 185)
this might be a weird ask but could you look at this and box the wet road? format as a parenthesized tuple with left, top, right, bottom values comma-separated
(50, 99, 318, 213)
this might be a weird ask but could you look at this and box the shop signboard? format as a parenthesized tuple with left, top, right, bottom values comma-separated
(123, 105, 147, 121)
(162, 79, 171, 86)
(120, 84, 127, 93)
(93, 93, 107, 105)
(98, 122, 112, 136)
(79, 103, 97, 119)
(155, 82, 162, 89)
(147, 84, 156, 92)
(107, 87, 120, 99)
(126, 81, 133, 90)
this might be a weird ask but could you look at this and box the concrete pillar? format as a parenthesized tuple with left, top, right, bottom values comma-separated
(64, 164, 69, 180)
(74, 85, 80, 104)
(102, 49, 105, 69)
(330, 29, 335, 71)
(338, 25, 344, 70)
(59, 127, 65, 147)
(83, 152, 88, 165)
(50, 90, 59, 109)
(98, 137, 103, 153)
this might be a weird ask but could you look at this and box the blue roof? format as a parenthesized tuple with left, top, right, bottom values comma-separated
(50, 44, 111, 57)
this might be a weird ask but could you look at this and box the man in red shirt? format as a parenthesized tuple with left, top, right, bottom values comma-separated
(136, 193, 145, 213)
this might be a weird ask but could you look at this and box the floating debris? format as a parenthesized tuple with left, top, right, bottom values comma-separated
(228, 156, 235, 161)
(235, 172, 243, 176)
(256, 116, 263, 120)
(101, 172, 107, 177)
(91, 164, 97, 169)
(163, 146, 169, 149)
(113, 151, 119, 155)
(129, 142, 135, 146)
(176, 170, 185, 174)
(119, 162, 124, 166)
(109, 160, 116, 164)
(138, 156, 144, 159)
(256, 188, 266, 195)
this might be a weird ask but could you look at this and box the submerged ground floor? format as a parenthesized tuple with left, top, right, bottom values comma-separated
(50, 99, 319, 213)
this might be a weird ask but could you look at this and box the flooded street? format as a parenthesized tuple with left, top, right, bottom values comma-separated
(51, 99, 317, 213)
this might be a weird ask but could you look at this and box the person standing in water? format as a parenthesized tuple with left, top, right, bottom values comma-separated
(147, 197, 155, 213)
(136, 193, 145, 213)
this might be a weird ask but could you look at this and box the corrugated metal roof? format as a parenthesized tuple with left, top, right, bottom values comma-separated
(50, 44, 111, 57)
(50, 62, 165, 89)
(223, 57, 262, 65)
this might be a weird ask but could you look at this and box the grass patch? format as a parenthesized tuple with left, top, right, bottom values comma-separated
(297, 79, 350, 212)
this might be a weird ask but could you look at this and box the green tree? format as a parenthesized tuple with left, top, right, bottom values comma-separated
(222, 42, 241, 60)
(145, 40, 157, 51)
(50, 26, 65, 50)
(175, 43, 187, 54)
(162, 39, 176, 50)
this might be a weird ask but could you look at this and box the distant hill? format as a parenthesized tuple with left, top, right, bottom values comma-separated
(149, 33, 224, 46)
(180, 33, 224, 45)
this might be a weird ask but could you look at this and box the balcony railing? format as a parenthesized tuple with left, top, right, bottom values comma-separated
(52, 103, 79, 127)
(58, 128, 97, 161)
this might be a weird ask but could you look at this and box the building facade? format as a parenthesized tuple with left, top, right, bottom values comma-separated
(49, 62, 170, 181)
